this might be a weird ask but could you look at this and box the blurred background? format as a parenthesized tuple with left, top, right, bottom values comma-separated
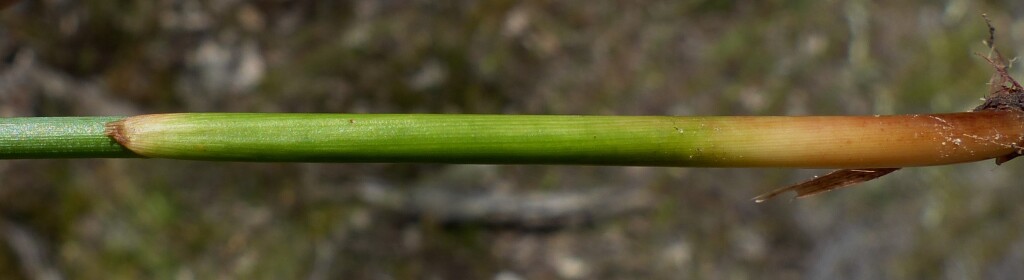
(2, 0, 1024, 279)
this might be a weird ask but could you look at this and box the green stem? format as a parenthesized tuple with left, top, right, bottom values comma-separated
(102, 112, 1024, 167)
(0, 117, 137, 159)
(111, 114, 718, 165)
(5, 112, 1024, 167)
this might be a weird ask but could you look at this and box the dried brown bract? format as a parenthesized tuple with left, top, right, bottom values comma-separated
(974, 14, 1024, 113)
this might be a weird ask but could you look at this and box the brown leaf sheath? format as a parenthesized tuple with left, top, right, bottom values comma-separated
(755, 17, 1024, 202)
(753, 168, 900, 202)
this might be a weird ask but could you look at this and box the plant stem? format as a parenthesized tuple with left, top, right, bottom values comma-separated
(0, 117, 136, 159)
(83, 112, 1024, 167)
